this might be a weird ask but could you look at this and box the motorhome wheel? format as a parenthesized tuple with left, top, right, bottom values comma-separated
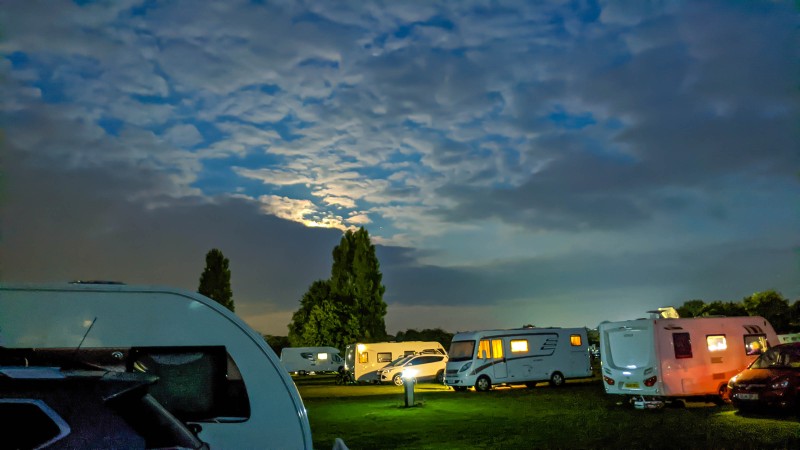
(475, 376, 492, 392)
(549, 372, 564, 387)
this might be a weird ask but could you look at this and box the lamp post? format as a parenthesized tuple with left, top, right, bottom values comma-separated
(402, 368, 417, 407)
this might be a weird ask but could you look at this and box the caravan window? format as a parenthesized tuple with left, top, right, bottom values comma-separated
(673, 333, 693, 359)
(359, 352, 369, 364)
(377, 352, 393, 363)
(510, 340, 528, 352)
(129, 346, 250, 422)
(570, 335, 582, 346)
(706, 335, 727, 352)
(744, 334, 768, 355)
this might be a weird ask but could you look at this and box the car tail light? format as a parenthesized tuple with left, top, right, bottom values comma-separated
(603, 376, 615, 385)
(644, 376, 657, 387)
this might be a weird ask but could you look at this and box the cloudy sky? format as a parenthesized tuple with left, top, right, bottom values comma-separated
(1, 0, 798, 336)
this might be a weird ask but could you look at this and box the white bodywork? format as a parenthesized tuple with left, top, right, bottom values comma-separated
(343, 341, 446, 382)
(0, 283, 314, 449)
(599, 316, 778, 400)
(444, 327, 592, 390)
(280, 346, 343, 374)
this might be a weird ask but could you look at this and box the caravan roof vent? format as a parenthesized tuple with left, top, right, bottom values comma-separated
(647, 307, 679, 319)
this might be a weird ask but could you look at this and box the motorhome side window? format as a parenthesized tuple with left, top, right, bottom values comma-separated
(510, 339, 528, 352)
(570, 335, 582, 346)
(673, 333, 693, 359)
(706, 335, 727, 352)
(377, 352, 393, 363)
(477, 340, 491, 359)
(744, 334, 768, 356)
(129, 346, 251, 422)
(316, 352, 328, 361)
(301, 352, 314, 360)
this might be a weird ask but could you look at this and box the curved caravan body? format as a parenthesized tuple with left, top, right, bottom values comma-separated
(444, 327, 592, 391)
(0, 283, 314, 449)
(599, 315, 778, 405)
(343, 341, 446, 382)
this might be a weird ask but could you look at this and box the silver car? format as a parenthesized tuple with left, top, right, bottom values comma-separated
(378, 354, 448, 386)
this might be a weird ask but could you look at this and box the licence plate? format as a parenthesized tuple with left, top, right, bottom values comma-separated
(624, 382, 640, 389)
(734, 393, 758, 400)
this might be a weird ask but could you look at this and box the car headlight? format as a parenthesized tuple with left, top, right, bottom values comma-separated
(770, 379, 790, 389)
(459, 362, 472, 373)
(727, 375, 738, 389)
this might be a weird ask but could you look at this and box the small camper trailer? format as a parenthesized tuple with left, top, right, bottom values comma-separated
(343, 341, 446, 382)
(444, 327, 592, 391)
(280, 346, 343, 374)
(598, 309, 778, 408)
(0, 283, 324, 449)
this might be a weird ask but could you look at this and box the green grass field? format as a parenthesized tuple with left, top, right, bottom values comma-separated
(295, 375, 800, 450)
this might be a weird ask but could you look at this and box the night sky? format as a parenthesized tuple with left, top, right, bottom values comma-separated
(1, 0, 798, 335)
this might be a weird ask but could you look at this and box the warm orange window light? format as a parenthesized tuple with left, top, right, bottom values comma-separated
(707, 335, 727, 352)
(478, 340, 491, 359)
(358, 352, 368, 363)
(510, 340, 528, 352)
(570, 335, 582, 346)
(492, 339, 504, 359)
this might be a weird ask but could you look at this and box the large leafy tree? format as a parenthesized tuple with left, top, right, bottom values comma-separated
(395, 328, 454, 349)
(288, 227, 388, 348)
(676, 299, 706, 318)
(743, 290, 791, 333)
(699, 301, 747, 317)
(198, 248, 234, 312)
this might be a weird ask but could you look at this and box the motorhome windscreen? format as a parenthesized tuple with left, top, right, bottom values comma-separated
(448, 341, 476, 362)
(606, 327, 652, 369)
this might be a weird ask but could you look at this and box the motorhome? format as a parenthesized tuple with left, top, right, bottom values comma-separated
(598, 309, 778, 408)
(0, 283, 332, 449)
(444, 327, 592, 391)
(280, 346, 344, 375)
(343, 341, 446, 382)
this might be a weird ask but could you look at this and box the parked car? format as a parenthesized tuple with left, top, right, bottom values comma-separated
(728, 342, 800, 412)
(378, 354, 447, 386)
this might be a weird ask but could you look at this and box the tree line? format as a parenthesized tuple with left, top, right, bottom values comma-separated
(675, 290, 800, 334)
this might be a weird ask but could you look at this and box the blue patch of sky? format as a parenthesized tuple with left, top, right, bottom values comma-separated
(393, 15, 455, 39)
(298, 58, 339, 70)
(569, 0, 601, 23)
(548, 107, 596, 130)
(97, 117, 124, 136)
(127, 0, 159, 16)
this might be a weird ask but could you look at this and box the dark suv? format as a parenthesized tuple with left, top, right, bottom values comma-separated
(728, 342, 800, 412)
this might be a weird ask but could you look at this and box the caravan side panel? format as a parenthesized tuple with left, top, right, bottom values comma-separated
(0, 284, 313, 449)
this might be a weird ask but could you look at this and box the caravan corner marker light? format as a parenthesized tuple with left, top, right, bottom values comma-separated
(357, 344, 366, 352)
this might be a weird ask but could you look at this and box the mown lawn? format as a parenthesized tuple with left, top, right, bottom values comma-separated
(295, 375, 800, 450)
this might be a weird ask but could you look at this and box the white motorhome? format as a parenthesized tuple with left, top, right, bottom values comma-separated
(444, 327, 592, 391)
(598, 310, 778, 408)
(343, 341, 446, 382)
(0, 283, 330, 449)
(280, 346, 343, 375)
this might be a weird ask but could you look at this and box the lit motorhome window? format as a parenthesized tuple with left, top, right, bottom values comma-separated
(510, 340, 528, 352)
(359, 352, 369, 364)
(478, 340, 492, 359)
(744, 334, 768, 355)
(317, 353, 328, 360)
(706, 335, 727, 352)
(491, 340, 504, 359)
(673, 333, 693, 359)
(377, 352, 393, 363)
(448, 341, 476, 362)
(570, 335, 582, 346)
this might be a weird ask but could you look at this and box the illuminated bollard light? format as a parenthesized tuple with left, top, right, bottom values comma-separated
(402, 368, 417, 407)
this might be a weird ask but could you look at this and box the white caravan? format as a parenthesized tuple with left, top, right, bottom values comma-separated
(280, 346, 344, 374)
(598, 311, 778, 408)
(343, 341, 446, 382)
(444, 327, 592, 391)
(0, 283, 333, 449)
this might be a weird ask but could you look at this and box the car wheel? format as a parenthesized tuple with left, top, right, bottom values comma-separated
(549, 372, 565, 387)
(475, 376, 491, 392)
(393, 374, 404, 386)
(713, 384, 729, 406)
(435, 370, 444, 384)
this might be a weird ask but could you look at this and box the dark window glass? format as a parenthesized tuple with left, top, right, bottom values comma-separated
(673, 333, 692, 359)
(377, 352, 393, 363)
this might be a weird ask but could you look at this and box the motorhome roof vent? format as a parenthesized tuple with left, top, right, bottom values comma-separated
(647, 307, 679, 319)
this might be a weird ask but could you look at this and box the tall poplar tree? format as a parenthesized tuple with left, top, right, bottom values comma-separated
(198, 248, 234, 312)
